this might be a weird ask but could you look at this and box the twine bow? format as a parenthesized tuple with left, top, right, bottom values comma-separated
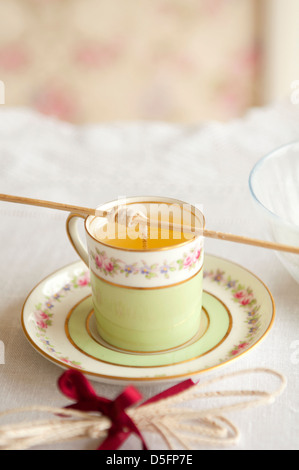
(0, 368, 287, 450)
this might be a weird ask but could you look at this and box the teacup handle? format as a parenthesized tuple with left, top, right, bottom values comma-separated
(66, 213, 89, 266)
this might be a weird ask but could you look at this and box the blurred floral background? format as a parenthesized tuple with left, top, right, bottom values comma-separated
(0, 0, 297, 124)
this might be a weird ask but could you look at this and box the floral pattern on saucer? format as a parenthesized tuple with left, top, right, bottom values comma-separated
(90, 246, 203, 280)
(203, 268, 262, 360)
(33, 270, 91, 368)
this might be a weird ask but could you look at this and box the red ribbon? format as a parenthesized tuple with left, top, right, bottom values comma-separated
(58, 369, 196, 450)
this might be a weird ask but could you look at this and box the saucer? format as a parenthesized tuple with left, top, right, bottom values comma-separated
(21, 254, 275, 385)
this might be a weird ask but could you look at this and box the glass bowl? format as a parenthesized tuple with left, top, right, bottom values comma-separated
(249, 141, 299, 284)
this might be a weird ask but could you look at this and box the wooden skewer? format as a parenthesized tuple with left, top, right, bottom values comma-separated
(0, 193, 106, 218)
(0, 193, 299, 255)
(202, 229, 299, 255)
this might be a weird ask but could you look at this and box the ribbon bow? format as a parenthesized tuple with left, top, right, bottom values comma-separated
(59, 370, 146, 450)
(58, 370, 195, 450)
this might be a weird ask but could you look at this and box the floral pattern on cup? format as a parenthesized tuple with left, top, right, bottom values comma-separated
(203, 268, 262, 359)
(33, 270, 91, 368)
(90, 246, 203, 280)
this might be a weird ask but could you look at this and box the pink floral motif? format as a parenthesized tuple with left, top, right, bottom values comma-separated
(36, 319, 48, 330)
(93, 251, 121, 277)
(58, 356, 83, 369)
(240, 296, 253, 306)
(234, 290, 247, 299)
(233, 289, 254, 306)
(104, 261, 114, 272)
(33, 85, 77, 122)
(95, 254, 104, 269)
(35, 310, 49, 320)
(35, 309, 52, 330)
(77, 272, 90, 287)
(60, 357, 73, 364)
(233, 45, 260, 75)
(0, 44, 29, 71)
(231, 342, 250, 356)
(183, 256, 194, 269)
(74, 41, 123, 68)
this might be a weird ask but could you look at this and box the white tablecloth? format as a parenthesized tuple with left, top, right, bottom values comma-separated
(0, 101, 299, 450)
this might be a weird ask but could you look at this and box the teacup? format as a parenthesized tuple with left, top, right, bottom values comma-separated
(66, 196, 205, 352)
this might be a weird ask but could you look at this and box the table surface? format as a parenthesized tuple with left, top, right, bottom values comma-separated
(0, 101, 298, 450)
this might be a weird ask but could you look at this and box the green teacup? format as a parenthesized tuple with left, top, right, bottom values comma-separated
(66, 196, 205, 352)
